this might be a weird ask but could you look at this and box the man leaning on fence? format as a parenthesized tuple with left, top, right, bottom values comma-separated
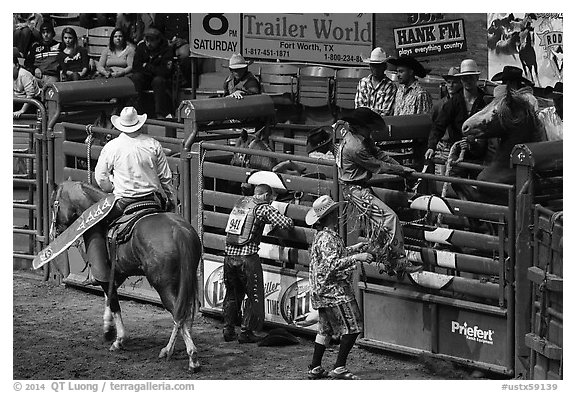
(223, 183, 294, 344)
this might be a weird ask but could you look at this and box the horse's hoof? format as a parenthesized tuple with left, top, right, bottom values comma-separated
(158, 348, 173, 360)
(189, 365, 202, 373)
(103, 328, 116, 342)
(109, 341, 123, 352)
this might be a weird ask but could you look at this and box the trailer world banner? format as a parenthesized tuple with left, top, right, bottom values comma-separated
(190, 13, 374, 66)
(393, 19, 467, 57)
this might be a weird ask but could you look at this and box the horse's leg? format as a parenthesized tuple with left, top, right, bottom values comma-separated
(158, 321, 180, 360)
(179, 317, 200, 372)
(100, 281, 127, 351)
(102, 294, 115, 342)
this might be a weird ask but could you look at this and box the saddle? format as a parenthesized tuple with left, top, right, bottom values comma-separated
(106, 200, 163, 262)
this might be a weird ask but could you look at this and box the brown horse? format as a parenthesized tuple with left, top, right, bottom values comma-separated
(461, 87, 544, 203)
(50, 180, 202, 371)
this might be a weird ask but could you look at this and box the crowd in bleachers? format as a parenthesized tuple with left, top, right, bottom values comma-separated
(13, 13, 191, 119)
(13, 13, 563, 139)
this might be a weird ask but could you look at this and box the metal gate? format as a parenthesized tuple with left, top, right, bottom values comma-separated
(13, 98, 50, 277)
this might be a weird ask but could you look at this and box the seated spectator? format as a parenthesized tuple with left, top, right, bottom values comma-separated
(538, 82, 563, 141)
(13, 13, 44, 58)
(130, 27, 174, 119)
(57, 27, 90, 81)
(115, 13, 144, 45)
(154, 13, 191, 87)
(13, 55, 41, 118)
(24, 21, 60, 86)
(78, 13, 116, 29)
(96, 28, 135, 78)
(224, 54, 261, 99)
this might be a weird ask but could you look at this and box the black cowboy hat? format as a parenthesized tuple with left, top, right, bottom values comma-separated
(306, 126, 333, 154)
(257, 328, 299, 347)
(491, 65, 534, 86)
(544, 82, 563, 97)
(340, 107, 387, 132)
(387, 55, 428, 78)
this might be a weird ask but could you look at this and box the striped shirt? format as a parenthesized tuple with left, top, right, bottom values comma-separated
(225, 203, 293, 256)
(393, 80, 433, 116)
(94, 133, 174, 201)
(354, 74, 397, 117)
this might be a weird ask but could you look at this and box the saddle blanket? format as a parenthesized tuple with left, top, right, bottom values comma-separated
(32, 195, 117, 270)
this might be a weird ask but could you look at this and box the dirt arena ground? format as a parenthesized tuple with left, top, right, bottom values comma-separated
(13, 271, 487, 380)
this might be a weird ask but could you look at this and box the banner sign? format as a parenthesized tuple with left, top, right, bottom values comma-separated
(190, 13, 373, 66)
(393, 19, 467, 57)
(190, 13, 241, 59)
(487, 13, 563, 87)
(203, 258, 318, 330)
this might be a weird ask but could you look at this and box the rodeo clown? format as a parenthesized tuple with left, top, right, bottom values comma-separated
(335, 107, 422, 278)
(223, 177, 294, 343)
(304, 194, 373, 380)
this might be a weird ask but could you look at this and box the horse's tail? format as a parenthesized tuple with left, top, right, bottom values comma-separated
(173, 225, 202, 324)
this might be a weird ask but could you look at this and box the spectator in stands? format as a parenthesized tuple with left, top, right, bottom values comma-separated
(425, 59, 488, 198)
(25, 21, 60, 86)
(223, 54, 261, 99)
(389, 55, 433, 116)
(115, 13, 144, 45)
(223, 183, 294, 344)
(154, 13, 191, 87)
(58, 27, 90, 81)
(304, 194, 372, 380)
(13, 54, 41, 118)
(13, 13, 44, 58)
(78, 13, 116, 29)
(335, 107, 421, 278)
(130, 27, 174, 119)
(538, 82, 563, 141)
(355, 47, 397, 117)
(96, 28, 135, 79)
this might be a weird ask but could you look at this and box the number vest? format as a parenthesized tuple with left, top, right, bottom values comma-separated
(225, 197, 267, 247)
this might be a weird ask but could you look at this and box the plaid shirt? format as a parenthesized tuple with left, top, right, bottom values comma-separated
(355, 74, 397, 117)
(225, 203, 293, 256)
(393, 80, 433, 116)
(309, 227, 357, 308)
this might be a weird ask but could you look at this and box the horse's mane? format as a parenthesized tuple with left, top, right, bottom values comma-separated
(79, 181, 107, 204)
(497, 87, 540, 137)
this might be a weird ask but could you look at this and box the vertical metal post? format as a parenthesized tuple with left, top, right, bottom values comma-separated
(507, 185, 517, 375)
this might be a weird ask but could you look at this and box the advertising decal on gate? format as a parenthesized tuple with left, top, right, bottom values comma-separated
(203, 258, 318, 330)
(190, 13, 373, 66)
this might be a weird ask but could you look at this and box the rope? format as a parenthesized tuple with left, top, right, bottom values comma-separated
(197, 142, 206, 255)
(85, 124, 94, 184)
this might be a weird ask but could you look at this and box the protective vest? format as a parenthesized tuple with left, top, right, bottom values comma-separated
(225, 197, 267, 246)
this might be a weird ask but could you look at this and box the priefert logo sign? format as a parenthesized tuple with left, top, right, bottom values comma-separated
(451, 321, 494, 345)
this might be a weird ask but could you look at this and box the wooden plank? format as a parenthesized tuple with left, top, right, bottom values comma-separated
(527, 267, 563, 292)
(203, 232, 310, 265)
(202, 210, 315, 244)
(203, 190, 310, 222)
(525, 333, 563, 360)
(202, 162, 334, 196)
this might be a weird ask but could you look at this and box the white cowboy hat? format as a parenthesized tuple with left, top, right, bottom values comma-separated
(305, 195, 343, 226)
(454, 59, 481, 77)
(363, 47, 391, 64)
(228, 53, 252, 69)
(247, 171, 287, 191)
(111, 107, 147, 133)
